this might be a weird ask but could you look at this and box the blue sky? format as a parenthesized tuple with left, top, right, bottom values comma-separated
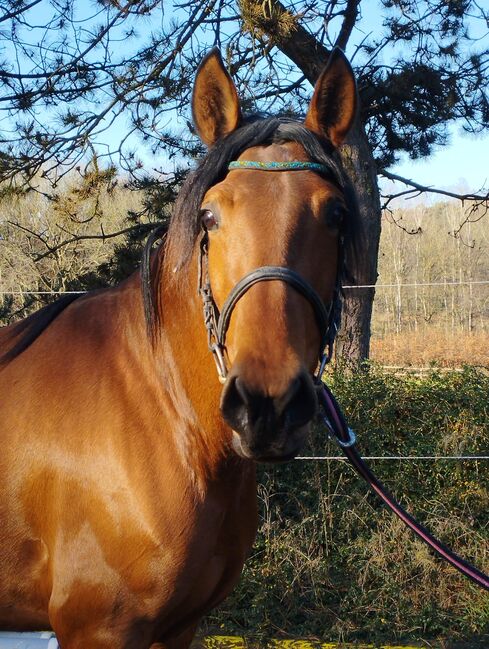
(108, 0, 489, 197)
(392, 127, 488, 193)
(353, 0, 488, 196)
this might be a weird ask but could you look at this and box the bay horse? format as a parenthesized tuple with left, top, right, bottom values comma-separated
(0, 48, 359, 648)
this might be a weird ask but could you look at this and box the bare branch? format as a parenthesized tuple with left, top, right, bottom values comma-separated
(380, 169, 489, 208)
(0, 0, 43, 24)
(335, 0, 360, 50)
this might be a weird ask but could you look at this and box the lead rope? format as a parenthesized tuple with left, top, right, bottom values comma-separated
(199, 233, 488, 590)
(315, 377, 489, 591)
(197, 158, 488, 590)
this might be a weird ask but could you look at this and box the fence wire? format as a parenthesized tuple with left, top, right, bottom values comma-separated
(2, 279, 489, 295)
(295, 455, 489, 461)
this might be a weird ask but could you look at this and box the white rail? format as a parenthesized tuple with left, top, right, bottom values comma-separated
(0, 632, 58, 648)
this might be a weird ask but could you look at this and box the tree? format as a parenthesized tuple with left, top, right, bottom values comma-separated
(1, 0, 488, 362)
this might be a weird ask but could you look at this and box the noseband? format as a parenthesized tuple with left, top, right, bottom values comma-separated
(198, 160, 341, 383)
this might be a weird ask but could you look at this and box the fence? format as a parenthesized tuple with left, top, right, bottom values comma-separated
(5, 276, 488, 364)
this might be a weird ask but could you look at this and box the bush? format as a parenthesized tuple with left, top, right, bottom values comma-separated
(203, 366, 489, 647)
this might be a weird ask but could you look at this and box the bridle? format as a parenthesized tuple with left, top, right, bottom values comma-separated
(196, 157, 489, 593)
(198, 159, 342, 384)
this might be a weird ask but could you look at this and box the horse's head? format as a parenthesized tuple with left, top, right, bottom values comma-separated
(171, 49, 358, 462)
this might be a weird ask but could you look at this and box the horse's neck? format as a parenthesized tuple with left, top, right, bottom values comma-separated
(156, 252, 234, 484)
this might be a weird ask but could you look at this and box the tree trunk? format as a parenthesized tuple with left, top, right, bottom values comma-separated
(335, 122, 381, 366)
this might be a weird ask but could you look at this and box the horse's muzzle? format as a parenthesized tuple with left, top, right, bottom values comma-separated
(220, 370, 317, 461)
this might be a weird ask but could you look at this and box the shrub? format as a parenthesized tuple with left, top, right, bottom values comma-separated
(204, 366, 489, 647)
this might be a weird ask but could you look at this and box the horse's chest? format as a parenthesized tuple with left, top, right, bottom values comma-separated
(119, 494, 255, 634)
(159, 495, 253, 596)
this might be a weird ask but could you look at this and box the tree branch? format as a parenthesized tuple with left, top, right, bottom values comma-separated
(380, 169, 489, 209)
(32, 223, 157, 262)
(0, 0, 43, 24)
(6, 220, 156, 263)
(335, 0, 360, 51)
(249, 0, 330, 83)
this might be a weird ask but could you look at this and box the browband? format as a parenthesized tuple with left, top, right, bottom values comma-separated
(228, 160, 331, 173)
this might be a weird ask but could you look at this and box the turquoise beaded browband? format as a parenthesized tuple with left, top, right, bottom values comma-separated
(228, 160, 330, 173)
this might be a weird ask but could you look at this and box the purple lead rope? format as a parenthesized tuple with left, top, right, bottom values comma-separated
(317, 382, 489, 591)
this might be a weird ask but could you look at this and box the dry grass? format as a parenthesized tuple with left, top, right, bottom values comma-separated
(370, 329, 489, 368)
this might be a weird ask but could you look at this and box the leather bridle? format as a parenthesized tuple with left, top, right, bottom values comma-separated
(198, 159, 342, 384)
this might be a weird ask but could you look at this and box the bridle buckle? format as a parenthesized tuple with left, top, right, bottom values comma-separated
(210, 343, 228, 384)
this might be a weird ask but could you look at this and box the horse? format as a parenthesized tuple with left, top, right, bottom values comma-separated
(0, 48, 359, 648)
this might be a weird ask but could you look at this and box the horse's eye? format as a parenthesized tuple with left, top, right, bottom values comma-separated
(201, 209, 218, 231)
(326, 203, 346, 230)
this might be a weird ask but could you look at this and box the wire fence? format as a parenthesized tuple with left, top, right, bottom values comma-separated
(0, 290, 87, 295)
(344, 280, 489, 289)
(295, 455, 489, 461)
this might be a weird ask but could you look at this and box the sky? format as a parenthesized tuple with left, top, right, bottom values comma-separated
(391, 128, 489, 195)
(353, 1, 488, 198)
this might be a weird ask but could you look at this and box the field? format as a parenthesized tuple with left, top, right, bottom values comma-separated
(370, 329, 489, 367)
(199, 638, 432, 648)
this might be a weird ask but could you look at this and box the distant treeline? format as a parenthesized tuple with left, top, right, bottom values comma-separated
(1, 176, 488, 367)
(0, 169, 155, 324)
(375, 201, 488, 335)
(371, 201, 488, 366)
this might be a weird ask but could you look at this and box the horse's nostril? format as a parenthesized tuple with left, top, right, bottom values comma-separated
(220, 375, 250, 434)
(221, 375, 275, 436)
(220, 370, 317, 438)
(283, 372, 317, 429)
(235, 376, 252, 407)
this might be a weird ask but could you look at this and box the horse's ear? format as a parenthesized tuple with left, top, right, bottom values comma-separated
(192, 48, 242, 147)
(304, 48, 357, 148)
